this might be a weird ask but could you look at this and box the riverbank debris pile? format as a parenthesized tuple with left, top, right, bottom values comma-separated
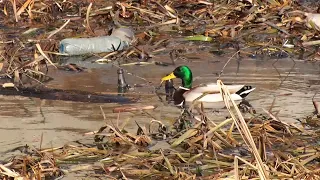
(1, 0, 320, 87)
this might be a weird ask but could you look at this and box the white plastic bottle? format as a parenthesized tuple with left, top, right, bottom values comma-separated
(59, 27, 134, 55)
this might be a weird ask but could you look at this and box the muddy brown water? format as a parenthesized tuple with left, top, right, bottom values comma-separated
(1, 54, 320, 160)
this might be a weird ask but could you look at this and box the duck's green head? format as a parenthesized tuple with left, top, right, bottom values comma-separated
(161, 66, 193, 88)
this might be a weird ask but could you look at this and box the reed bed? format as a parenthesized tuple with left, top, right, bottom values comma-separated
(1, 0, 320, 88)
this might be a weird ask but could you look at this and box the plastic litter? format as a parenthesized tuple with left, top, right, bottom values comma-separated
(59, 27, 134, 55)
(305, 13, 320, 31)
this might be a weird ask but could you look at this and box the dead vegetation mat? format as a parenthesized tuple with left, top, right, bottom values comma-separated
(1, 0, 320, 86)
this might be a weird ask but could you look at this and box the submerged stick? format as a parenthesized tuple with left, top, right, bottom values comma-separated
(312, 100, 320, 115)
(217, 50, 239, 79)
(263, 21, 290, 35)
(113, 105, 156, 113)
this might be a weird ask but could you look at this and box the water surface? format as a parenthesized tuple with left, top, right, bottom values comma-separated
(1, 54, 320, 158)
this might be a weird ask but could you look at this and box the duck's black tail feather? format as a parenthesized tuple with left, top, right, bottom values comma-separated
(236, 86, 256, 98)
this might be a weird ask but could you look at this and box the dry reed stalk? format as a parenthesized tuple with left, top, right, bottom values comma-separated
(16, 0, 33, 17)
(0, 164, 21, 178)
(205, 118, 233, 137)
(47, 19, 70, 39)
(35, 44, 56, 68)
(171, 122, 202, 147)
(86, 2, 94, 35)
(10, 0, 18, 22)
(120, 3, 163, 20)
(160, 149, 176, 176)
(217, 80, 269, 180)
(26, 0, 34, 19)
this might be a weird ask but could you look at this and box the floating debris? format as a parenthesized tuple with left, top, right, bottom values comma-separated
(59, 27, 134, 56)
(185, 35, 213, 42)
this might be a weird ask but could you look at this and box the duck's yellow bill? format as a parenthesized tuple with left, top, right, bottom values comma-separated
(160, 72, 176, 84)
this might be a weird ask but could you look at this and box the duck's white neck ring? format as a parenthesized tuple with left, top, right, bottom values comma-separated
(178, 86, 190, 91)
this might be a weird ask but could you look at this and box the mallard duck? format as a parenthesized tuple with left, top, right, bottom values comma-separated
(161, 65, 255, 108)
